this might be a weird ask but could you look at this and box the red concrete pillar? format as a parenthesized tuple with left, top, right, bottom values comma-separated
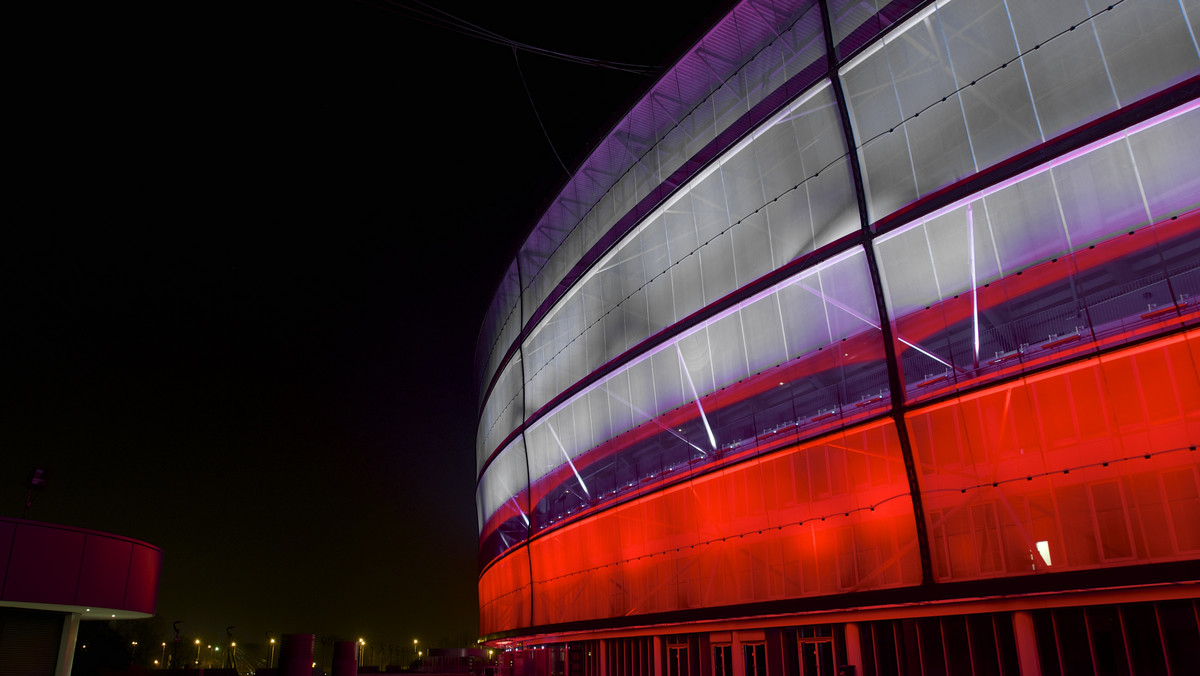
(279, 634, 315, 676)
(332, 640, 359, 676)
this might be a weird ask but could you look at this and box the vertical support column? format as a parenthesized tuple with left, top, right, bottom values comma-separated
(653, 635, 664, 676)
(816, 0, 934, 587)
(843, 623, 863, 676)
(55, 612, 80, 676)
(599, 639, 608, 676)
(731, 632, 745, 676)
(1013, 611, 1042, 676)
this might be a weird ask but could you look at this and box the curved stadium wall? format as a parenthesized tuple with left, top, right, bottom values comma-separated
(475, 0, 1200, 673)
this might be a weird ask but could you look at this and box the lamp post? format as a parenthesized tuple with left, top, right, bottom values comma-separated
(194, 639, 201, 666)
(413, 639, 418, 665)
(161, 642, 167, 668)
(269, 637, 276, 668)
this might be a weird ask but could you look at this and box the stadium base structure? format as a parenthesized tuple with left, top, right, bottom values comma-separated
(474, 1, 1200, 674)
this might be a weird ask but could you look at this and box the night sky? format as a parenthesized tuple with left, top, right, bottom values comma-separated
(5, 0, 730, 662)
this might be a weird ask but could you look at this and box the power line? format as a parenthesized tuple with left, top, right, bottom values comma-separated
(360, 0, 656, 74)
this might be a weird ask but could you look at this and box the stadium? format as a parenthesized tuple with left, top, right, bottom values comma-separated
(474, 0, 1200, 674)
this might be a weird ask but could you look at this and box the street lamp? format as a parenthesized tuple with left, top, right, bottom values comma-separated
(161, 642, 167, 668)
(269, 638, 276, 668)
(194, 639, 201, 665)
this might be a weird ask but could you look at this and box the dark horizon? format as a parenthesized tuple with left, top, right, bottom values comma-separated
(3, 0, 733, 659)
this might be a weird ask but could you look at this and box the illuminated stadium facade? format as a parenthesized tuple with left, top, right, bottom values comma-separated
(474, 0, 1200, 674)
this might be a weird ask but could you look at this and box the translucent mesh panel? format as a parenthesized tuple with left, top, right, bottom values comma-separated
(818, 249, 882, 341)
(708, 311, 750, 388)
(1127, 107, 1200, 220)
(672, 248, 706, 320)
(1087, 0, 1200, 106)
(701, 231, 738, 305)
(1019, 22, 1117, 138)
(1051, 138, 1150, 246)
(692, 168, 733, 243)
(910, 334, 1200, 581)
(722, 139, 767, 225)
(732, 210, 776, 286)
(478, 354, 525, 474)
(842, 44, 904, 141)
(1006, 0, 1095, 51)
(478, 435, 530, 533)
(809, 158, 862, 248)
(938, 0, 1020, 86)
(767, 183, 818, 264)
(904, 94, 976, 194)
(984, 172, 1069, 271)
(756, 112, 809, 202)
(885, 9, 957, 120)
(956, 64, 1042, 172)
(876, 223, 942, 317)
(831, 0, 884, 53)
(858, 127, 918, 221)
(741, 293, 789, 373)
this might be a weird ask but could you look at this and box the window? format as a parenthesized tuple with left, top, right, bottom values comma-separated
(713, 645, 732, 676)
(744, 643, 767, 676)
(668, 644, 688, 676)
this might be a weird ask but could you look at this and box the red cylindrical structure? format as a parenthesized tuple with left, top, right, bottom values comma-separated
(331, 640, 358, 676)
(278, 634, 315, 676)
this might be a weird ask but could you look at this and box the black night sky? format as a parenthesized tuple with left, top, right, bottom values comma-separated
(5, 0, 732, 662)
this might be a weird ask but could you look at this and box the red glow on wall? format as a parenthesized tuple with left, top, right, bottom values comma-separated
(480, 328, 1200, 636)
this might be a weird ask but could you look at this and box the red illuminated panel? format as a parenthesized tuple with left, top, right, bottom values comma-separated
(123, 540, 162, 615)
(76, 534, 134, 610)
(480, 327, 890, 563)
(2, 523, 86, 606)
(478, 545, 533, 637)
(907, 329, 1200, 582)
(524, 420, 921, 627)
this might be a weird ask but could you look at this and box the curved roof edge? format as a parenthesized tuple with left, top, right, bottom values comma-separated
(0, 516, 163, 618)
(475, 0, 815, 387)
